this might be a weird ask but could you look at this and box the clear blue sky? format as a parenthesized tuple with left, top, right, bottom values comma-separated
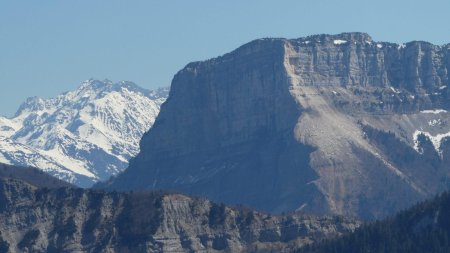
(1, 0, 450, 116)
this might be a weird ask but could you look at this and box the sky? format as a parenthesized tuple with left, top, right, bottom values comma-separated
(1, 0, 450, 116)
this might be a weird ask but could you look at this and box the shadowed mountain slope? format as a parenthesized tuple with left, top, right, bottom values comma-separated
(298, 191, 450, 253)
(0, 163, 73, 188)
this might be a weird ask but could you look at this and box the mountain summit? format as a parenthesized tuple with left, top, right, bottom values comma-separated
(104, 33, 450, 219)
(0, 79, 168, 186)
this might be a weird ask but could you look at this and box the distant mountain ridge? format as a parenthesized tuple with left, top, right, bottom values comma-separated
(0, 79, 168, 186)
(104, 32, 450, 219)
(0, 163, 73, 188)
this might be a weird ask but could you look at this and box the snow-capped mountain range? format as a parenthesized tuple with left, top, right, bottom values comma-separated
(0, 79, 168, 187)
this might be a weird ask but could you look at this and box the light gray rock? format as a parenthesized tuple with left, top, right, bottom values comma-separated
(104, 33, 450, 219)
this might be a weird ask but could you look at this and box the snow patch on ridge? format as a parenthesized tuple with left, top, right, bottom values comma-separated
(428, 119, 442, 127)
(389, 87, 400, 94)
(413, 130, 450, 156)
(420, 109, 447, 114)
(0, 151, 9, 164)
(334, 40, 348, 45)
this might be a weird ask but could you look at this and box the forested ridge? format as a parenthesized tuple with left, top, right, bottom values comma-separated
(298, 192, 450, 253)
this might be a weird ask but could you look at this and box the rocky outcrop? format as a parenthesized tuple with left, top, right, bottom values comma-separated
(0, 178, 359, 253)
(104, 33, 450, 219)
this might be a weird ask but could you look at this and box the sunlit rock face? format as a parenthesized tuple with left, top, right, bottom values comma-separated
(106, 33, 450, 219)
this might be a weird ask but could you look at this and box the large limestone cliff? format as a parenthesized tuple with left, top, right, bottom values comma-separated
(107, 38, 324, 214)
(105, 33, 450, 219)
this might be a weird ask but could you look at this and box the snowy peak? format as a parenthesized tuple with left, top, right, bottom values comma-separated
(73, 79, 168, 100)
(0, 79, 168, 187)
(14, 96, 56, 117)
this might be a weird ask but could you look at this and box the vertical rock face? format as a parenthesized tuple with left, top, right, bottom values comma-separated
(107, 39, 324, 214)
(106, 33, 450, 219)
(286, 33, 449, 92)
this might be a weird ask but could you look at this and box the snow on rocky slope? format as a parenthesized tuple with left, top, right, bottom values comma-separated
(0, 79, 168, 187)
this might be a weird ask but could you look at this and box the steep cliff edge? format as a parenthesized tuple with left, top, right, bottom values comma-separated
(104, 38, 326, 214)
(104, 33, 450, 219)
(0, 178, 358, 253)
